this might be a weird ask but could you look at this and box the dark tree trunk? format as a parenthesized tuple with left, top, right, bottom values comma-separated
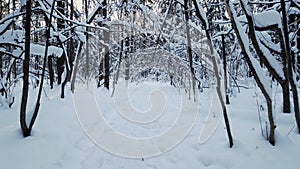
(57, 0, 65, 85)
(68, 0, 74, 82)
(282, 80, 290, 113)
(67, 40, 74, 82)
(0, 4, 2, 79)
(60, 42, 70, 98)
(281, 0, 300, 133)
(184, 0, 196, 98)
(13, 59, 17, 79)
(103, 0, 110, 89)
(278, 28, 291, 113)
(124, 37, 130, 81)
(56, 56, 64, 85)
(84, 0, 90, 80)
(71, 42, 84, 93)
(48, 55, 54, 89)
(297, 27, 300, 80)
(20, 0, 31, 137)
(0, 54, 2, 79)
(222, 34, 230, 105)
(61, 55, 70, 98)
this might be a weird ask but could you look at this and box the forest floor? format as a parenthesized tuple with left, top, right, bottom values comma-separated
(1, 80, 300, 169)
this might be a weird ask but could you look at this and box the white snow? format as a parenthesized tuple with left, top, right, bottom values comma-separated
(30, 44, 64, 58)
(254, 10, 282, 29)
(1, 81, 300, 169)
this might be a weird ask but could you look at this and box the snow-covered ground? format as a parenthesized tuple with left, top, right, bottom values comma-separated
(1, 81, 300, 169)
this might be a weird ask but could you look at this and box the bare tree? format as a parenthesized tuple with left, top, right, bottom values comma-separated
(280, 0, 300, 133)
(184, 0, 196, 99)
(20, 0, 56, 137)
(20, 0, 32, 137)
(225, 0, 275, 145)
(103, 0, 110, 89)
(193, 0, 233, 147)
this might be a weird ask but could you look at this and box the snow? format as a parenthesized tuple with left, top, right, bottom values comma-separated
(30, 44, 64, 58)
(0, 30, 24, 43)
(0, 1, 300, 168)
(254, 10, 281, 29)
(1, 81, 300, 169)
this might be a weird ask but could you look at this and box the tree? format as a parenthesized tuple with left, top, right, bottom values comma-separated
(280, 0, 300, 133)
(103, 0, 110, 89)
(225, 0, 276, 145)
(184, 0, 196, 99)
(20, 0, 56, 137)
(20, 0, 32, 137)
(193, 0, 233, 148)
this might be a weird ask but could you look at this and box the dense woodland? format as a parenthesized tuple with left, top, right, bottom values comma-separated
(0, 0, 299, 147)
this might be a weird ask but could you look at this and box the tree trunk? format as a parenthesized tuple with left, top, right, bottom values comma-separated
(48, 55, 54, 89)
(103, 0, 110, 89)
(57, 56, 64, 85)
(85, 29, 89, 80)
(282, 80, 290, 113)
(85, 0, 90, 80)
(124, 37, 130, 81)
(222, 34, 230, 104)
(57, 0, 65, 85)
(71, 42, 84, 93)
(278, 28, 290, 113)
(0, 53, 2, 79)
(281, 0, 300, 133)
(20, 0, 31, 137)
(0, 3, 2, 78)
(267, 98, 275, 144)
(61, 54, 70, 99)
(68, 0, 74, 82)
(184, 0, 196, 100)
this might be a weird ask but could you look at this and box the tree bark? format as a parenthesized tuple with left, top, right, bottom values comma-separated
(57, 56, 64, 85)
(20, 0, 31, 137)
(48, 55, 54, 89)
(124, 37, 130, 81)
(103, 0, 110, 89)
(61, 54, 70, 98)
(57, 0, 65, 85)
(0, 2, 2, 78)
(71, 42, 83, 93)
(184, 0, 196, 100)
(278, 28, 291, 113)
(68, 0, 74, 82)
(0, 53, 2, 79)
(222, 34, 230, 105)
(280, 0, 300, 133)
